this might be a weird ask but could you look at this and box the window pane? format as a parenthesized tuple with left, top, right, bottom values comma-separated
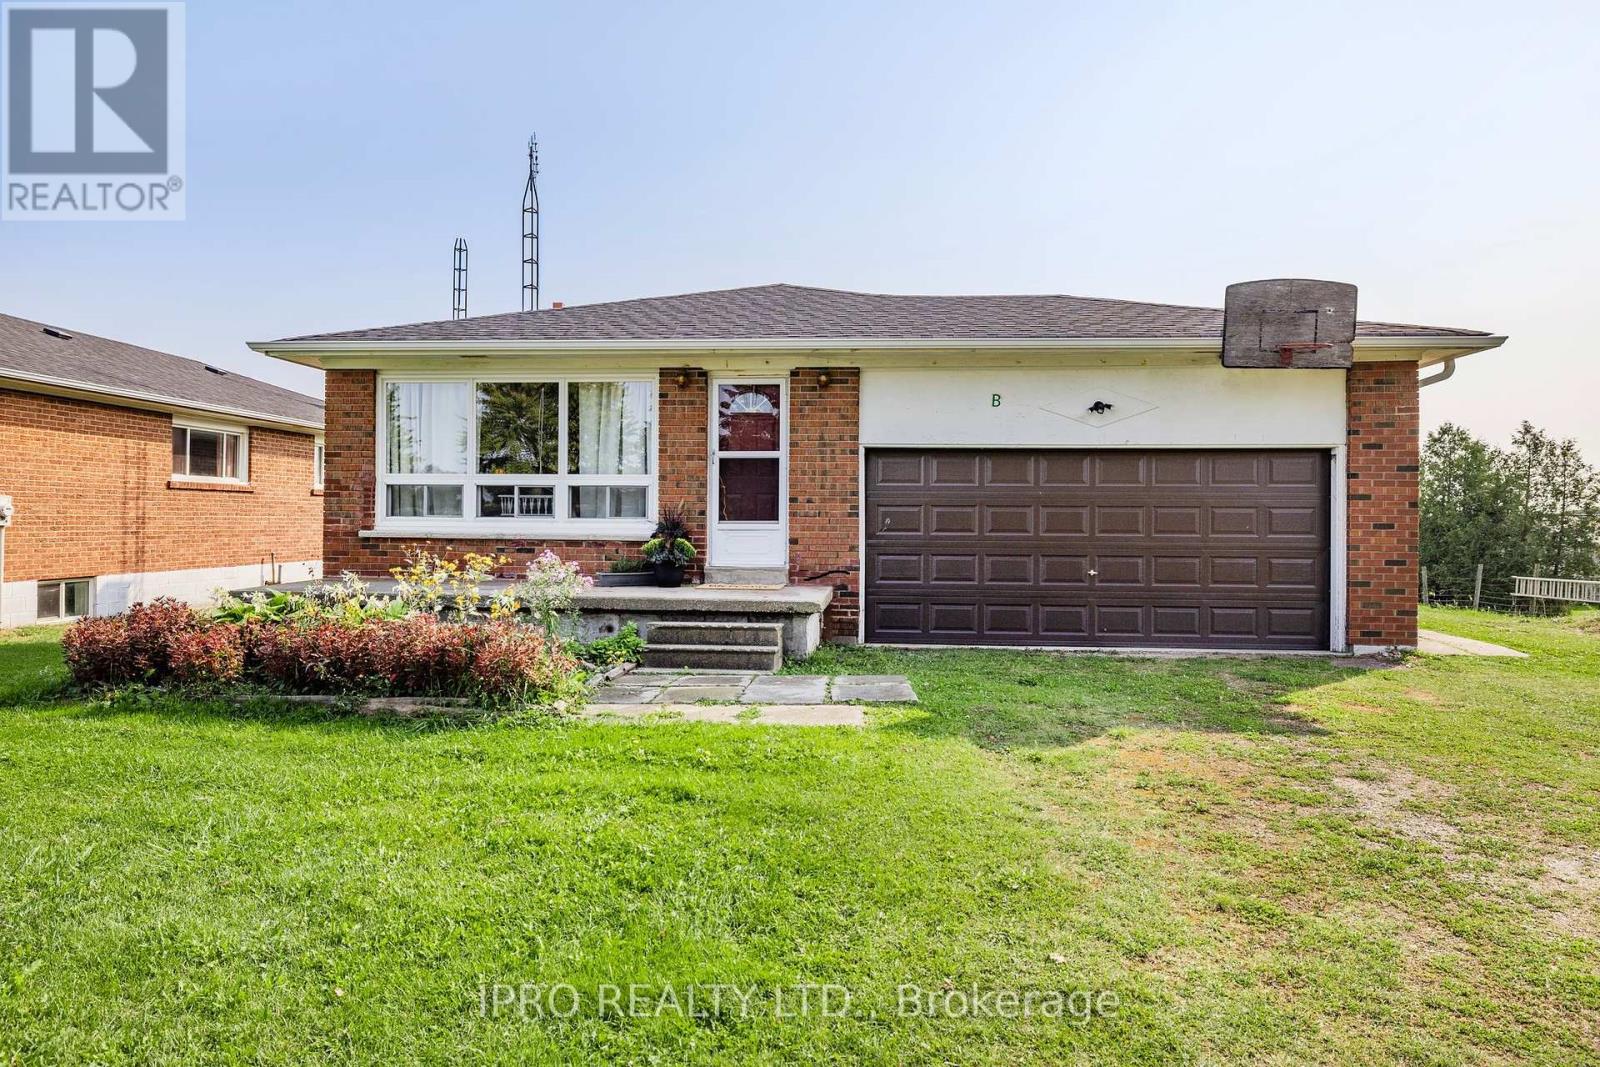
(718, 457, 779, 521)
(188, 429, 222, 477)
(610, 486, 647, 518)
(222, 433, 239, 480)
(171, 427, 187, 475)
(717, 384, 780, 452)
(387, 484, 463, 518)
(569, 382, 651, 475)
(478, 485, 554, 518)
(314, 444, 325, 486)
(64, 580, 89, 617)
(569, 485, 648, 519)
(37, 583, 60, 619)
(477, 383, 558, 474)
(386, 382, 469, 474)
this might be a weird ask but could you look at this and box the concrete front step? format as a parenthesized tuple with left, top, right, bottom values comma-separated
(702, 566, 789, 587)
(640, 643, 784, 671)
(647, 620, 783, 648)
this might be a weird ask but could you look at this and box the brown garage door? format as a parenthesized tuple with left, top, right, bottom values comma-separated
(865, 449, 1330, 649)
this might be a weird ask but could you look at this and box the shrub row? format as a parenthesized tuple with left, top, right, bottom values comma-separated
(62, 600, 582, 706)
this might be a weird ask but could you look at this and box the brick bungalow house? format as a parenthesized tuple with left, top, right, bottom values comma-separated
(251, 283, 1504, 654)
(0, 313, 324, 627)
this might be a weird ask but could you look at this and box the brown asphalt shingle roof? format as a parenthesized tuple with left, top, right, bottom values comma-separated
(270, 283, 1493, 345)
(0, 312, 323, 427)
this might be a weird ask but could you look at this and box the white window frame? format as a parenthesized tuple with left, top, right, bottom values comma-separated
(172, 418, 250, 484)
(374, 372, 658, 538)
(313, 437, 326, 490)
(37, 578, 92, 621)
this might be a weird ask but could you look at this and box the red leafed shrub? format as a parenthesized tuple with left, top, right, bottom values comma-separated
(62, 598, 206, 686)
(470, 621, 582, 703)
(64, 601, 582, 707)
(166, 623, 245, 685)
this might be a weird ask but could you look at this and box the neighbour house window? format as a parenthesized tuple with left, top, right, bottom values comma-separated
(172, 423, 247, 481)
(37, 579, 91, 621)
(380, 378, 655, 526)
(313, 438, 326, 489)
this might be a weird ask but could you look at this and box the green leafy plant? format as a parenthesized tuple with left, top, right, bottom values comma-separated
(606, 556, 650, 574)
(581, 622, 644, 666)
(641, 536, 696, 567)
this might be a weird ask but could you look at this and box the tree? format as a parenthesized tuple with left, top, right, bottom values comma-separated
(1420, 424, 1526, 598)
(1421, 421, 1600, 602)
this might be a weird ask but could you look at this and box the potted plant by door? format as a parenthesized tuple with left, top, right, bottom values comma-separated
(641, 506, 697, 588)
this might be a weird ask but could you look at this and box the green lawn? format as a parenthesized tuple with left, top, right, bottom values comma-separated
(2, 609, 1597, 1064)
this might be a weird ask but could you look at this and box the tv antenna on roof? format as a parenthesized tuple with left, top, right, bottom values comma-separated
(451, 237, 469, 320)
(521, 135, 540, 312)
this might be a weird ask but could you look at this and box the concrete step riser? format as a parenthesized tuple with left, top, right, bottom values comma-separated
(647, 623, 782, 648)
(641, 646, 783, 672)
(703, 566, 789, 587)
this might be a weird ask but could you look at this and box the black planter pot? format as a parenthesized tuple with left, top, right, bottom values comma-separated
(653, 562, 686, 588)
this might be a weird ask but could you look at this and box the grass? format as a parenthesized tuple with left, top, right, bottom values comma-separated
(2, 609, 1598, 1063)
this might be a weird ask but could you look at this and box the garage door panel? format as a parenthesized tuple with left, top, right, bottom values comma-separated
(984, 505, 1034, 536)
(1095, 506, 1146, 536)
(928, 602, 979, 635)
(865, 449, 1329, 649)
(930, 453, 980, 486)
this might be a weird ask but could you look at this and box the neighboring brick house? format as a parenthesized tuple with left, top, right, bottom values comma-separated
(0, 314, 324, 627)
(253, 283, 1503, 652)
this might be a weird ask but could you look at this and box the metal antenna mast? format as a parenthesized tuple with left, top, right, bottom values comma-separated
(521, 135, 540, 311)
(451, 237, 469, 319)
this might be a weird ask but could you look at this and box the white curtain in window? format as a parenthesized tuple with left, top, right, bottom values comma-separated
(387, 382, 469, 474)
(572, 382, 650, 474)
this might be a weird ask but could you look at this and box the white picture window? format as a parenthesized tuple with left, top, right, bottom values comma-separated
(37, 579, 91, 621)
(378, 377, 656, 530)
(172, 423, 247, 481)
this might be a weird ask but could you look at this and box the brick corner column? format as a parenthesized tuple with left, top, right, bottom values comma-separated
(1345, 361, 1420, 648)
(787, 368, 861, 640)
(323, 369, 378, 576)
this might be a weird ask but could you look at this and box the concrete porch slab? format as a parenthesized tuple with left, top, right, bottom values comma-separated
(1417, 629, 1529, 657)
(831, 676, 919, 703)
(588, 671, 917, 706)
(740, 675, 828, 704)
(580, 703, 865, 727)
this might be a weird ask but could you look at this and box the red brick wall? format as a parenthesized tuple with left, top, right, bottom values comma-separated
(1346, 362, 1420, 647)
(323, 368, 708, 579)
(787, 368, 860, 639)
(0, 387, 321, 582)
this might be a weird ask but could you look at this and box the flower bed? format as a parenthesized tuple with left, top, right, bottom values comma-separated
(59, 551, 607, 714)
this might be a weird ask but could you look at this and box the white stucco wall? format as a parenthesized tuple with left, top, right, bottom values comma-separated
(0, 560, 321, 628)
(860, 365, 1345, 448)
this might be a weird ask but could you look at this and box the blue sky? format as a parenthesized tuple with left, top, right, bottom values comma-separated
(3, 0, 1598, 454)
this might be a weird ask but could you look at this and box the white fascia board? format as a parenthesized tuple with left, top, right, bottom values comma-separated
(0, 370, 324, 433)
(249, 333, 1507, 368)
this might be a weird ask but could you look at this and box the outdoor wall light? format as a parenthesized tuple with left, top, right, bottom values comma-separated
(817, 370, 831, 388)
(675, 368, 691, 387)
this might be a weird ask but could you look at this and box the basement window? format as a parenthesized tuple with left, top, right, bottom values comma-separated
(172, 422, 248, 482)
(37, 579, 91, 621)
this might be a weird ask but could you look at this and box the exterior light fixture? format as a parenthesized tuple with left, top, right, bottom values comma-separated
(817, 370, 831, 388)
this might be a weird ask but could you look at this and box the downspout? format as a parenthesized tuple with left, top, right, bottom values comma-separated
(1419, 358, 1456, 388)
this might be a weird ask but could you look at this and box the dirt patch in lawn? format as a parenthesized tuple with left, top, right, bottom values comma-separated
(1332, 766, 1461, 856)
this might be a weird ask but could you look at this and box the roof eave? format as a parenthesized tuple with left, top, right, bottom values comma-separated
(248, 333, 1507, 368)
(0, 370, 325, 432)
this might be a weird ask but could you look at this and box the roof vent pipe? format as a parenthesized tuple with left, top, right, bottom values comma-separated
(1419, 358, 1456, 388)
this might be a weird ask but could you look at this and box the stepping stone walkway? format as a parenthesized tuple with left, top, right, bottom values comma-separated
(583, 670, 916, 726)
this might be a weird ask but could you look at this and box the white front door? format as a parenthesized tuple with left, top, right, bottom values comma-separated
(708, 377, 787, 568)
